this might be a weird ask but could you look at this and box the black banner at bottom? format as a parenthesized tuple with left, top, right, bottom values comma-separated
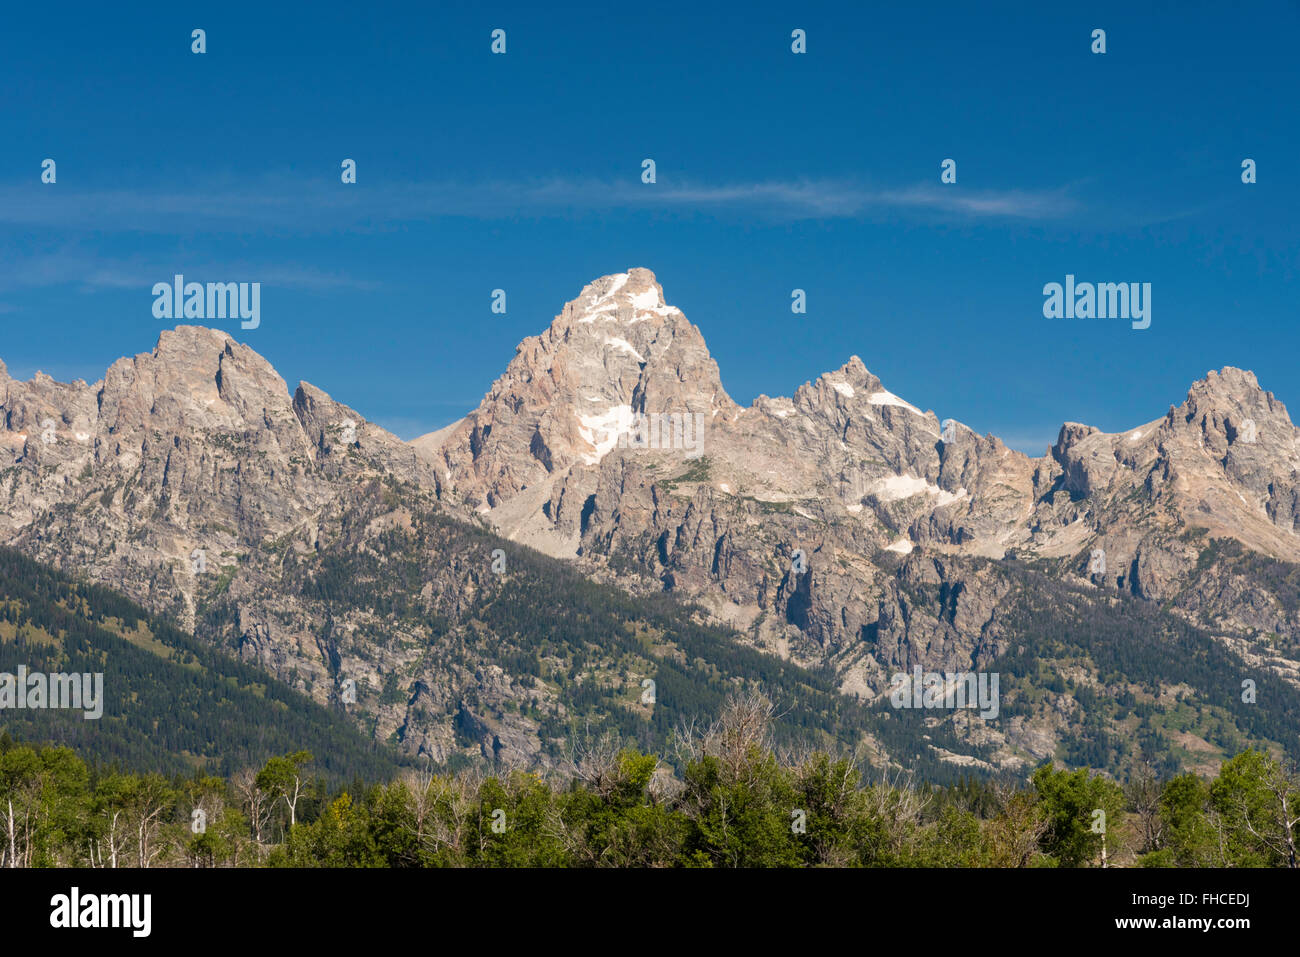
(0, 867, 1280, 943)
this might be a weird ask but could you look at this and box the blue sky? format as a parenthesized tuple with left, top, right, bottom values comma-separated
(1, 1, 1296, 452)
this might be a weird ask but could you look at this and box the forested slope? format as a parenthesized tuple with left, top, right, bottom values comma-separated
(0, 546, 405, 781)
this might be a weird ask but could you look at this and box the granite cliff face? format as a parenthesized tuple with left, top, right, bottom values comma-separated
(4, 271, 1299, 773)
(416, 271, 1300, 697)
(1, 327, 436, 624)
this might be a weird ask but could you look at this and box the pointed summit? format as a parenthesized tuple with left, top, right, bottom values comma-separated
(154, 324, 234, 354)
(430, 269, 735, 508)
(1172, 365, 1293, 449)
(1181, 367, 1277, 415)
(554, 267, 677, 329)
(796, 355, 930, 422)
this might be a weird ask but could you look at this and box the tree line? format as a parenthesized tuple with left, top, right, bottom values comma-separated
(3, 694, 1297, 868)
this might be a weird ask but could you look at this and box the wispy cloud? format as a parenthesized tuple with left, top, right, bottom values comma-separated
(0, 174, 1080, 236)
(613, 180, 1078, 220)
(0, 247, 379, 294)
(0, 175, 1079, 295)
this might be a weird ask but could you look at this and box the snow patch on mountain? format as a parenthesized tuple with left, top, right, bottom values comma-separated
(577, 405, 633, 464)
(604, 337, 646, 362)
(868, 390, 923, 415)
(630, 288, 661, 310)
(868, 474, 968, 505)
(595, 273, 628, 301)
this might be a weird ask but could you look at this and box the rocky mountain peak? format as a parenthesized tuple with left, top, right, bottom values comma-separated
(3, 299, 1300, 776)
(1051, 421, 1101, 456)
(0, 324, 435, 631)
(431, 269, 736, 507)
(1155, 366, 1294, 466)
(789, 356, 936, 453)
(96, 325, 292, 439)
(153, 324, 237, 359)
(554, 267, 670, 327)
(797, 356, 885, 407)
(1177, 366, 1285, 430)
(1191, 366, 1264, 400)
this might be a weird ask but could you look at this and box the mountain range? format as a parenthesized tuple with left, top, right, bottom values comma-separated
(3, 267, 1299, 779)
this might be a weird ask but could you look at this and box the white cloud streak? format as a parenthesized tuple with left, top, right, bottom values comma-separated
(0, 175, 1079, 235)
(0, 248, 378, 294)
